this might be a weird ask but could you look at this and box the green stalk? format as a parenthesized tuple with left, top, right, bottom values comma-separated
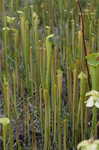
(14, 29, 19, 95)
(9, 125, 14, 150)
(2, 27, 10, 77)
(3, 76, 10, 117)
(31, 8, 40, 87)
(44, 89, 51, 150)
(29, 46, 34, 95)
(45, 34, 54, 90)
(57, 69, 63, 150)
(78, 72, 87, 140)
(86, 53, 99, 137)
(12, 71, 17, 116)
(77, 30, 83, 61)
(96, 20, 99, 51)
(71, 19, 75, 59)
(10, 0, 14, 11)
(19, 11, 30, 88)
(63, 119, 67, 150)
(39, 40, 46, 89)
(39, 86, 44, 133)
(0, 118, 10, 150)
(0, 0, 6, 26)
(15, 0, 19, 10)
(65, 20, 73, 114)
(72, 62, 80, 147)
(53, 83, 57, 142)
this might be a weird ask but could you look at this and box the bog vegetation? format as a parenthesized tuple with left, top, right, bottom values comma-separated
(0, 0, 99, 150)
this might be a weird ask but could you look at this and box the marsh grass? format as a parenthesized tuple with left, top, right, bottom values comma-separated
(0, 0, 99, 150)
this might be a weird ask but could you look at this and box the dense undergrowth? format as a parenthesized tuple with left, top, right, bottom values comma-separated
(0, 0, 99, 150)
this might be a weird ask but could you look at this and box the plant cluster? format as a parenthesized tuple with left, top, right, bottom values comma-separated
(0, 0, 99, 150)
